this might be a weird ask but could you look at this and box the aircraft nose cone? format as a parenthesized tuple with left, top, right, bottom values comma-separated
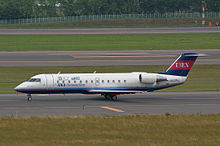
(14, 83, 25, 92)
(14, 85, 21, 92)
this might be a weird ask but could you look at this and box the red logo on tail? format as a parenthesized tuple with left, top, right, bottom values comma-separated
(175, 62, 189, 68)
(170, 61, 194, 70)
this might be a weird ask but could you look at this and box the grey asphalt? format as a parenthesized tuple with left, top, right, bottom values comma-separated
(0, 27, 219, 34)
(0, 49, 219, 66)
(0, 92, 219, 116)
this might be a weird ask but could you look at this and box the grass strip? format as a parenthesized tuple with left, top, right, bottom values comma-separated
(0, 114, 220, 145)
(1, 65, 220, 94)
(0, 33, 220, 51)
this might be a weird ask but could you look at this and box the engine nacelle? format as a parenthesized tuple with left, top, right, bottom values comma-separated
(139, 73, 156, 84)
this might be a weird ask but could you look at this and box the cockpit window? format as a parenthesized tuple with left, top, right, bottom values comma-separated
(27, 78, 41, 82)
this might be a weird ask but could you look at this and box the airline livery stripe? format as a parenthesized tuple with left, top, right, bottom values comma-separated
(100, 106, 124, 112)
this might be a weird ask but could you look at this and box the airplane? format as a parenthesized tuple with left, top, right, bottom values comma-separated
(14, 53, 203, 101)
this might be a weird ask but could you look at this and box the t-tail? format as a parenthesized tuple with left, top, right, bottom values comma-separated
(159, 53, 203, 76)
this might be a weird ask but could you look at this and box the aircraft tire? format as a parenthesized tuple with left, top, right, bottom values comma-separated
(27, 94, 32, 101)
(103, 94, 117, 101)
(27, 97, 32, 101)
(111, 95, 117, 101)
(104, 94, 109, 99)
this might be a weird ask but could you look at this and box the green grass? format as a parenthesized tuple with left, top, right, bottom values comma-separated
(0, 18, 219, 29)
(0, 33, 220, 51)
(0, 114, 220, 145)
(1, 65, 220, 94)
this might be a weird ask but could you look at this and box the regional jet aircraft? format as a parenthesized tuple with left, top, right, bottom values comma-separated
(14, 53, 202, 101)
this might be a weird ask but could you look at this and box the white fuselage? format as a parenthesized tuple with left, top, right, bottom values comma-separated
(14, 72, 187, 94)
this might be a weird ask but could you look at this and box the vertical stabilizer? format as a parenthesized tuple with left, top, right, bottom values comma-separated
(159, 53, 200, 76)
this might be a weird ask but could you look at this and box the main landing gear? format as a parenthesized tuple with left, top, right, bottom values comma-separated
(26, 94, 32, 101)
(102, 94, 118, 101)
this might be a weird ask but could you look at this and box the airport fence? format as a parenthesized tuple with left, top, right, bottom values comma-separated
(0, 12, 220, 25)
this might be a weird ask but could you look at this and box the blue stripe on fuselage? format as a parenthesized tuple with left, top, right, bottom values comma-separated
(14, 83, 183, 94)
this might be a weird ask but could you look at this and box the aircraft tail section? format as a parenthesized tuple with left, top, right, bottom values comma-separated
(159, 53, 201, 76)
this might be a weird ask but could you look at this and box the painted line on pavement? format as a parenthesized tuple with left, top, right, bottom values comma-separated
(100, 106, 124, 113)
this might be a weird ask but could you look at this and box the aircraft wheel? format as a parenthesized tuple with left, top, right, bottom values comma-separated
(104, 94, 108, 99)
(27, 94, 32, 101)
(27, 97, 32, 101)
(103, 94, 117, 101)
(104, 94, 112, 100)
(111, 95, 117, 101)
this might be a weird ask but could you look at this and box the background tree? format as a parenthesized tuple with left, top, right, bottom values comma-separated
(0, 0, 220, 19)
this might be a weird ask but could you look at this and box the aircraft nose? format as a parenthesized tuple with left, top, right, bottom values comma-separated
(14, 85, 21, 92)
(14, 83, 25, 92)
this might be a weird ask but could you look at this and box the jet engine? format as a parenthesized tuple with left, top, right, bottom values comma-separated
(139, 73, 156, 84)
(139, 73, 168, 84)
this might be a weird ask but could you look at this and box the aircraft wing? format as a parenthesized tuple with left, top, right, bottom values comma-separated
(88, 89, 143, 93)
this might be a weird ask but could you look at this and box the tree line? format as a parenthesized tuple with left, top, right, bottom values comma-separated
(0, 0, 219, 19)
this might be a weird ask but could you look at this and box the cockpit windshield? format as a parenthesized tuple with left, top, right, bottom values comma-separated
(27, 78, 41, 82)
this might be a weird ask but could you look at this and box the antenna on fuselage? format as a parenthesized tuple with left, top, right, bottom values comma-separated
(58, 72, 61, 74)
(93, 71, 96, 74)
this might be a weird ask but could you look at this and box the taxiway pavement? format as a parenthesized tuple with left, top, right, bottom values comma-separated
(0, 92, 219, 116)
(0, 49, 219, 66)
(0, 27, 219, 35)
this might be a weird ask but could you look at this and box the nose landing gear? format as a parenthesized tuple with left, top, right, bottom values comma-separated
(26, 94, 32, 101)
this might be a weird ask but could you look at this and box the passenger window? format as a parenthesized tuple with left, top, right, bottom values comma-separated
(91, 80, 93, 83)
(57, 80, 59, 83)
(86, 80, 88, 83)
(118, 80, 120, 83)
(102, 80, 104, 83)
(74, 80, 76, 83)
(68, 80, 70, 83)
(80, 80, 82, 83)
(124, 80, 126, 83)
(107, 80, 109, 83)
(112, 80, 115, 83)
(63, 80, 65, 84)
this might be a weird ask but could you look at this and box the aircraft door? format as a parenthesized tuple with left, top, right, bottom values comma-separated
(40, 75, 47, 88)
(95, 77, 100, 86)
(45, 74, 54, 89)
